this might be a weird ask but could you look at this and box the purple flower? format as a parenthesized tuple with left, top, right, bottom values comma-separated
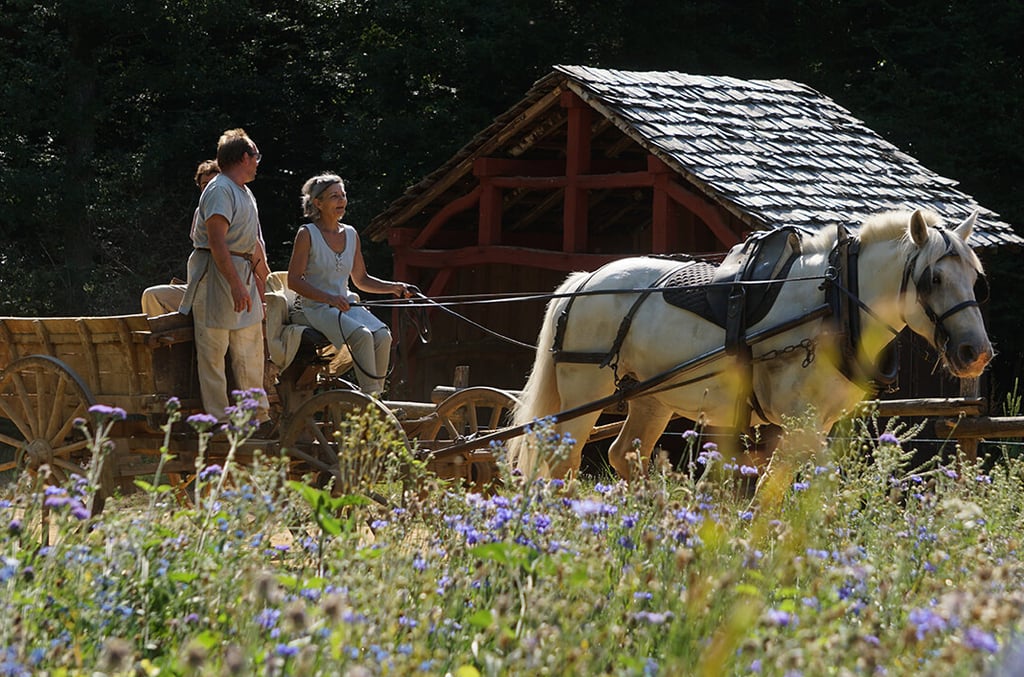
(878, 432, 900, 445)
(632, 610, 673, 624)
(44, 494, 70, 508)
(70, 503, 90, 521)
(792, 481, 810, 492)
(187, 413, 219, 431)
(740, 465, 759, 476)
(275, 644, 299, 658)
(89, 404, 127, 421)
(570, 499, 604, 517)
(256, 608, 280, 631)
(199, 464, 223, 480)
(908, 607, 947, 640)
(765, 609, 795, 627)
(964, 626, 998, 653)
(682, 430, 698, 440)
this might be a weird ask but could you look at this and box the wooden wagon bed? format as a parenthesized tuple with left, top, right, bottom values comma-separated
(0, 312, 200, 415)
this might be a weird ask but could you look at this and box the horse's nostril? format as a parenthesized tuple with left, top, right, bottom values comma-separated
(958, 344, 978, 365)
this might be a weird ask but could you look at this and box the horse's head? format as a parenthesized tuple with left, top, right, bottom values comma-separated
(900, 209, 993, 377)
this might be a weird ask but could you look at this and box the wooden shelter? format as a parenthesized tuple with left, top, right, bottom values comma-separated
(366, 65, 1022, 400)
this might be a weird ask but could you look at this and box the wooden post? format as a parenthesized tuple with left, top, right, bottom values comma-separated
(562, 91, 591, 253)
(959, 376, 980, 463)
(453, 365, 470, 390)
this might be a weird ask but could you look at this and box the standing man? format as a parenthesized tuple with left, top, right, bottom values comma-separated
(180, 128, 271, 430)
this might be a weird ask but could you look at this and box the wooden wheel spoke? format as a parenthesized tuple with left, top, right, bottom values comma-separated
(51, 400, 88, 445)
(9, 372, 39, 437)
(0, 459, 18, 473)
(45, 372, 71, 441)
(51, 438, 90, 458)
(50, 457, 88, 478)
(0, 431, 27, 451)
(439, 415, 462, 440)
(428, 387, 520, 444)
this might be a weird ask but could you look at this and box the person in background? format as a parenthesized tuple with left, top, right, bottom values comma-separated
(287, 173, 410, 396)
(140, 159, 220, 316)
(179, 129, 272, 430)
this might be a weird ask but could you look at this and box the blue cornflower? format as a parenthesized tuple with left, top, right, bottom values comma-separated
(765, 609, 796, 627)
(199, 464, 223, 480)
(89, 404, 127, 420)
(570, 499, 604, 517)
(187, 413, 219, 431)
(908, 607, 946, 640)
(878, 432, 900, 445)
(632, 610, 673, 624)
(412, 554, 427, 572)
(963, 626, 998, 653)
(275, 644, 299, 658)
(792, 481, 810, 492)
(256, 608, 281, 631)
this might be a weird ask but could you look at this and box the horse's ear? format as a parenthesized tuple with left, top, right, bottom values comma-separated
(909, 209, 930, 247)
(954, 210, 978, 242)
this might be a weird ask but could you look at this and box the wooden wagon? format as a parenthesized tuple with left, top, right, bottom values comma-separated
(0, 309, 521, 510)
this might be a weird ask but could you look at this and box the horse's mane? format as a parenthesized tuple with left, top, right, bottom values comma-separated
(801, 209, 981, 273)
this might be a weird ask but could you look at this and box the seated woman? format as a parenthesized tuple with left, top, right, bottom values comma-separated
(286, 173, 410, 396)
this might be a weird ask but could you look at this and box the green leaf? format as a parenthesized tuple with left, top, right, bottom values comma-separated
(169, 571, 198, 584)
(466, 609, 493, 629)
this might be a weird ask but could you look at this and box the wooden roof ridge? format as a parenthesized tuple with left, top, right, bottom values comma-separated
(366, 65, 1022, 248)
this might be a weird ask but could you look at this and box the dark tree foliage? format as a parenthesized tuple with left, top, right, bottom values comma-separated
(1, 0, 1020, 382)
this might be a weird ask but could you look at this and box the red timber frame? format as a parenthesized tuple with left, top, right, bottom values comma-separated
(385, 92, 744, 365)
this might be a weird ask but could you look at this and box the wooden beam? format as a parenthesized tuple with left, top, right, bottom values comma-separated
(508, 189, 564, 233)
(479, 178, 502, 246)
(393, 245, 620, 272)
(385, 86, 565, 229)
(664, 180, 741, 248)
(411, 185, 482, 249)
(489, 172, 654, 190)
(508, 111, 566, 157)
(934, 416, 1024, 439)
(563, 91, 591, 253)
(474, 157, 565, 177)
(651, 172, 676, 253)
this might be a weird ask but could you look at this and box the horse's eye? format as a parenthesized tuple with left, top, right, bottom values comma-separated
(931, 273, 941, 286)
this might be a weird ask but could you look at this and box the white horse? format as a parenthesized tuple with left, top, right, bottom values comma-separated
(510, 209, 993, 479)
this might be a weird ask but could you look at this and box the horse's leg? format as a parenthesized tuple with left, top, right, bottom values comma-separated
(547, 410, 604, 479)
(544, 364, 615, 479)
(608, 397, 674, 481)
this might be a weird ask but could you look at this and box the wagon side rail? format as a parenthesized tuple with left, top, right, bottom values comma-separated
(0, 313, 199, 415)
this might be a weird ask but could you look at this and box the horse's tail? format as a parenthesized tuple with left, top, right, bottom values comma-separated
(509, 272, 587, 476)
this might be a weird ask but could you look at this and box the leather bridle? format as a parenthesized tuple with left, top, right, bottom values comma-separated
(899, 227, 988, 354)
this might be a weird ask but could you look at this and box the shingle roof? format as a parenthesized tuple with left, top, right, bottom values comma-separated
(367, 66, 1022, 248)
(556, 65, 1020, 248)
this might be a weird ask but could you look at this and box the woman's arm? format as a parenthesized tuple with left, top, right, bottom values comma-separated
(350, 234, 410, 298)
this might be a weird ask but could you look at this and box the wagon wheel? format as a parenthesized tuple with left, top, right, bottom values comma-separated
(420, 387, 519, 490)
(279, 389, 410, 499)
(0, 355, 105, 532)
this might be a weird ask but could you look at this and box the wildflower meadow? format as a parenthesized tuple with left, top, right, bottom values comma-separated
(2, 399, 1024, 676)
